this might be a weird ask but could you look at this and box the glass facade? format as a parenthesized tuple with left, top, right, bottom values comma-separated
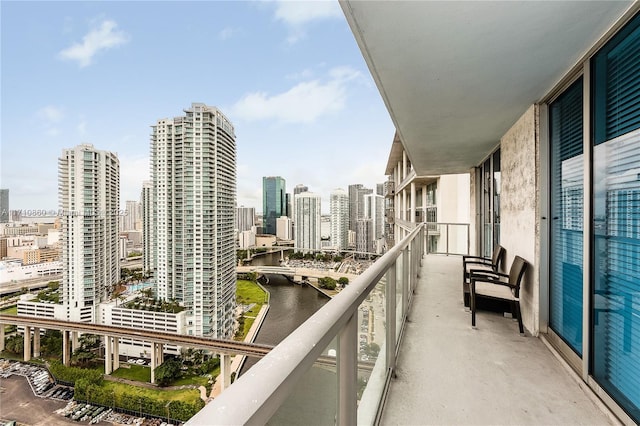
(479, 151, 500, 258)
(263, 176, 287, 235)
(549, 77, 584, 355)
(591, 12, 640, 420)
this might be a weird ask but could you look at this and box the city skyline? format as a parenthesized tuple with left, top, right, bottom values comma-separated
(1, 1, 395, 214)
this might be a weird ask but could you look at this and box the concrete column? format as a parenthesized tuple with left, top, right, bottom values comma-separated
(71, 332, 79, 352)
(221, 354, 231, 390)
(157, 343, 164, 365)
(150, 342, 157, 384)
(402, 152, 407, 180)
(33, 327, 40, 358)
(410, 182, 416, 224)
(402, 189, 407, 223)
(0, 324, 5, 352)
(422, 185, 428, 218)
(113, 338, 120, 371)
(23, 326, 31, 362)
(105, 336, 112, 374)
(62, 331, 70, 366)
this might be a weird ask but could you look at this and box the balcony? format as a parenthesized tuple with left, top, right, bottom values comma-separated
(187, 226, 614, 425)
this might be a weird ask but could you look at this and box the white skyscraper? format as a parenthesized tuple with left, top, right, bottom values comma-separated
(59, 144, 119, 322)
(330, 188, 349, 250)
(276, 216, 292, 240)
(294, 192, 321, 252)
(152, 103, 236, 338)
(124, 200, 139, 231)
(141, 180, 154, 276)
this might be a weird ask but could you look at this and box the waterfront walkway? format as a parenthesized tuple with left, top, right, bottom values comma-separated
(381, 255, 617, 425)
(209, 304, 270, 399)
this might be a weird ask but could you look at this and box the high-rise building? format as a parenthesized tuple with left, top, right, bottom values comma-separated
(59, 144, 120, 322)
(263, 176, 286, 235)
(294, 192, 321, 252)
(141, 181, 154, 276)
(0, 189, 8, 223)
(124, 200, 139, 231)
(330, 188, 349, 250)
(376, 183, 384, 196)
(276, 216, 292, 240)
(348, 184, 373, 232)
(364, 193, 385, 253)
(151, 103, 236, 338)
(293, 184, 308, 195)
(236, 206, 255, 233)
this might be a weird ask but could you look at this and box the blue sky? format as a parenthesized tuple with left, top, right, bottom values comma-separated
(1, 1, 395, 214)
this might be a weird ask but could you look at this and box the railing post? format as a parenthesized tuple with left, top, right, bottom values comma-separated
(386, 262, 397, 373)
(338, 312, 358, 426)
(402, 247, 409, 317)
(446, 223, 450, 256)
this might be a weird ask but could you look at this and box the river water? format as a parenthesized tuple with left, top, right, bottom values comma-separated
(240, 252, 337, 425)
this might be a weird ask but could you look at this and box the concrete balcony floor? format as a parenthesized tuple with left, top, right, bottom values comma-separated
(381, 254, 616, 426)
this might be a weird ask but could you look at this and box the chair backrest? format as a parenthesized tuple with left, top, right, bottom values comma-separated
(491, 245, 506, 271)
(509, 256, 529, 297)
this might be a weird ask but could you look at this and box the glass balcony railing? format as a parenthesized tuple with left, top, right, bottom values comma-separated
(185, 224, 425, 426)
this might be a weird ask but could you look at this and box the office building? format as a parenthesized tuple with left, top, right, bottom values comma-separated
(236, 206, 255, 233)
(263, 176, 286, 235)
(0, 189, 8, 223)
(330, 188, 349, 250)
(294, 192, 321, 252)
(364, 193, 385, 253)
(59, 144, 120, 322)
(151, 103, 236, 338)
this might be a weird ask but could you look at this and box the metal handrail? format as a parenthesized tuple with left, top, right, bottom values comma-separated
(424, 222, 470, 255)
(186, 224, 425, 426)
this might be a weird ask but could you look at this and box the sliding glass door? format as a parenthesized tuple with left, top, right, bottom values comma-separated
(549, 77, 584, 355)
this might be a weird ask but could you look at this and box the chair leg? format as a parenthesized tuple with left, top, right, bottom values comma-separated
(515, 301, 524, 335)
(470, 284, 476, 327)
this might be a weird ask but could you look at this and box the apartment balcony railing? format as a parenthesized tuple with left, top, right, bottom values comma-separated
(186, 224, 425, 426)
(425, 222, 470, 256)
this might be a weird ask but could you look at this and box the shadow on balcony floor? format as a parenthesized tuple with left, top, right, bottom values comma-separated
(381, 254, 614, 426)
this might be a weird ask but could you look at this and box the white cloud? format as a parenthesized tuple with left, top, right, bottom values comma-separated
(268, 0, 342, 44)
(219, 26, 240, 40)
(273, 0, 342, 26)
(59, 19, 129, 68)
(230, 66, 363, 124)
(38, 105, 64, 123)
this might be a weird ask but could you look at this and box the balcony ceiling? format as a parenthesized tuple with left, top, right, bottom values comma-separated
(341, 1, 634, 175)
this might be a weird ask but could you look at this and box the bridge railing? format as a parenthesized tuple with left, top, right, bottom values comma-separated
(186, 224, 425, 426)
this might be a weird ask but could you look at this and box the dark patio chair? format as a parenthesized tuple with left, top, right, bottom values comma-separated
(462, 245, 505, 307)
(470, 255, 528, 335)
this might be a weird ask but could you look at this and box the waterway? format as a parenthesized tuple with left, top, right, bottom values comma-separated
(241, 253, 337, 425)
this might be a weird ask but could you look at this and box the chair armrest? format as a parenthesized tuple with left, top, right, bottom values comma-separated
(469, 269, 509, 281)
(463, 259, 493, 268)
(462, 255, 491, 262)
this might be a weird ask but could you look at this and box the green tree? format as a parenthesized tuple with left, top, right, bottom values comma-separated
(4, 334, 24, 354)
(319, 277, 337, 290)
(338, 277, 349, 286)
(154, 357, 182, 386)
